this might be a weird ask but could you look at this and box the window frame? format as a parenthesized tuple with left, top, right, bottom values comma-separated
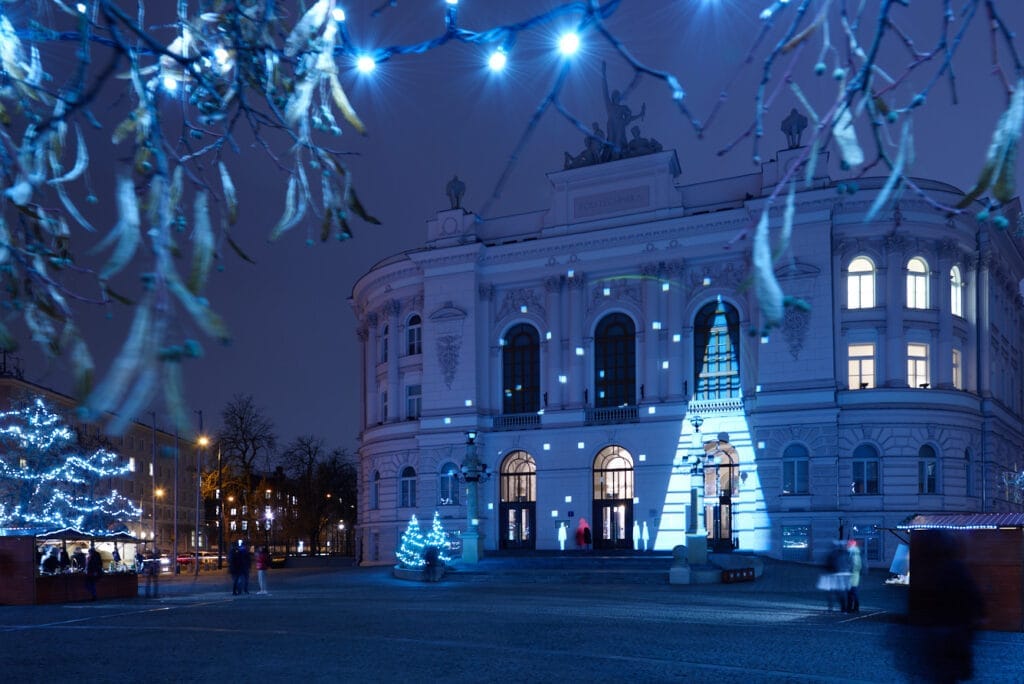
(907, 342, 930, 388)
(594, 313, 637, 407)
(502, 323, 542, 415)
(781, 443, 810, 495)
(848, 343, 876, 389)
(950, 265, 964, 318)
(847, 257, 876, 309)
(406, 314, 422, 356)
(918, 444, 938, 494)
(406, 384, 422, 420)
(438, 462, 460, 506)
(851, 444, 880, 495)
(399, 466, 417, 508)
(906, 257, 929, 309)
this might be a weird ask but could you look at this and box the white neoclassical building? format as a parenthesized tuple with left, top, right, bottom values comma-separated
(350, 144, 1024, 568)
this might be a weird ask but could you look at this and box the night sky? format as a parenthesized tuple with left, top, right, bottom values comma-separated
(13, 1, 1024, 455)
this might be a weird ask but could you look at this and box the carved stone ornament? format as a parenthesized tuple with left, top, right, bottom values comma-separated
(497, 288, 547, 321)
(783, 305, 811, 360)
(429, 302, 467, 389)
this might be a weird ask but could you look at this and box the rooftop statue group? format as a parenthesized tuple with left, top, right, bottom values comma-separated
(564, 61, 662, 170)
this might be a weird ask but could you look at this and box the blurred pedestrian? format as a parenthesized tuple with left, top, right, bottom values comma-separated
(255, 545, 270, 594)
(817, 540, 851, 611)
(144, 550, 160, 598)
(846, 539, 862, 613)
(84, 545, 103, 601)
(40, 547, 60, 574)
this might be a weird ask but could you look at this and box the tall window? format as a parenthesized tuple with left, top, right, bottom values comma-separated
(964, 448, 974, 497)
(438, 462, 460, 506)
(501, 451, 537, 503)
(594, 313, 636, 407)
(907, 343, 930, 388)
(694, 299, 741, 400)
(406, 314, 422, 355)
(371, 471, 380, 509)
(379, 390, 388, 423)
(380, 324, 389, 363)
(400, 466, 416, 508)
(406, 384, 422, 420)
(847, 257, 875, 309)
(782, 443, 810, 495)
(906, 257, 929, 309)
(952, 348, 963, 390)
(502, 324, 541, 414)
(918, 444, 938, 494)
(848, 343, 875, 389)
(950, 266, 964, 318)
(851, 444, 880, 494)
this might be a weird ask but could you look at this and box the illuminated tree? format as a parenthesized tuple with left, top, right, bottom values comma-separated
(0, 397, 141, 533)
(0, 1, 1020, 429)
(395, 513, 425, 569)
(423, 510, 452, 564)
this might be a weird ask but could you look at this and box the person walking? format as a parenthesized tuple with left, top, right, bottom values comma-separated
(255, 546, 270, 595)
(846, 539, 862, 613)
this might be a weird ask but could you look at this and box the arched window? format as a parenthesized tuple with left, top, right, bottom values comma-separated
(851, 444, 880, 495)
(918, 444, 938, 494)
(847, 257, 875, 309)
(593, 446, 635, 501)
(694, 298, 740, 400)
(406, 314, 422, 355)
(380, 324, 389, 363)
(500, 451, 537, 503)
(502, 324, 541, 414)
(907, 257, 929, 309)
(438, 462, 460, 506)
(371, 470, 380, 509)
(399, 466, 416, 508)
(950, 266, 964, 318)
(782, 443, 809, 495)
(594, 313, 636, 407)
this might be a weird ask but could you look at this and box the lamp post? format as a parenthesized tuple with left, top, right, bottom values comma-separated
(686, 414, 709, 566)
(216, 444, 224, 569)
(154, 488, 165, 550)
(459, 431, 490, 564)
(196, 435, 209, 576)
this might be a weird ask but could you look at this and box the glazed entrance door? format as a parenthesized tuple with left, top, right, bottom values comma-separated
(594, 501, 633, 550)
(500, 503, 535, 549)
(592, 445, 635, 551)
(499, 451, 537, 550)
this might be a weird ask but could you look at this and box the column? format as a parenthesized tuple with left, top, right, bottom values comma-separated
(883, 236, 905, 387)
(544, 276, 564, 409)
(364, 313, 379, 425)
(667, 261, 684, 400)
(386, 300, 401, 423)
(641, 263, 659, 403)
(568, 272, 587, 408)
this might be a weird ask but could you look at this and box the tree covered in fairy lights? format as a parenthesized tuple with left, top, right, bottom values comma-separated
(423, 510, 452, 564)
(0, 397, 141, 533)
(0, 1, 1021, 432)
(395, 513, 425, 568)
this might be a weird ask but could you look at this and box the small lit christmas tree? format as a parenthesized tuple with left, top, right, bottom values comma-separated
(423, 511, 453, 563)
(395, 514, 425, 568)
(0, 398, 141, 534)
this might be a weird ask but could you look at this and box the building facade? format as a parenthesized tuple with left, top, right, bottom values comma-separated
(0, 368, 203, 554)
(351, 146, 1024, 568)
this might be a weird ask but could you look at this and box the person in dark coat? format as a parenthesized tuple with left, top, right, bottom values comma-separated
(84, 546, 103, 600)
(228, 542, 251, 595)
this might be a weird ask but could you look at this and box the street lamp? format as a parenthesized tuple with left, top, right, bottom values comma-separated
(685, 414, 709, 566)
(154, 487, 165, 549)
(459, 431, 491, 563)
(196, 435, 209, 576)
(265, 510, 273, 551)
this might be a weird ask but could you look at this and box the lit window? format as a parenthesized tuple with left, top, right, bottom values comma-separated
(694, 298, 740, 400)
(918, 444, 938, 494)
(907, 343, 929, 388)
(906, 257, 929, 309)
(952, 348, 963, 390)
(950, 266, 964, 318)
(782, 444, 809, 495)
(847, 257, 875, 309)
(848, 343, 875, 389)
(406, 314, 422, 355)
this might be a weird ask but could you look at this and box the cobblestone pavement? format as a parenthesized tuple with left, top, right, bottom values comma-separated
(1, 554, 1021, 683)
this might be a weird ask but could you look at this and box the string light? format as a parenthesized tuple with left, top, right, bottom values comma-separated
(557, 32, 580, 56)
(0, 398, 142, 534)
(488, 49, 507, 72)
(355, 55, 376, 74)
(331, 7, 347, 22)
(395, 514, 425, 568)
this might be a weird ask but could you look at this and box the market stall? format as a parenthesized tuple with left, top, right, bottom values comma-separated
(0, 528, 140, 605)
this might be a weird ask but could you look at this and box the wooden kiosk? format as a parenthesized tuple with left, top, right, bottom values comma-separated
(0, 530, 139, 605)
(898, 513, 1024, 632)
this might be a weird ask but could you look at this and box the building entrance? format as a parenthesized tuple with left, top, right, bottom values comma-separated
(592, 445, 634, 550)
(499, 451, 536, 550)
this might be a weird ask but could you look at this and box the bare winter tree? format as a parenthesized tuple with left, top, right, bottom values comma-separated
(0, 1, 1021, 431)
(216, 393, 276, 539)
(280, 434, 355, 554)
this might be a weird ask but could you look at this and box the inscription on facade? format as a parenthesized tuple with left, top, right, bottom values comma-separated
(573, 186, 650, 219)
